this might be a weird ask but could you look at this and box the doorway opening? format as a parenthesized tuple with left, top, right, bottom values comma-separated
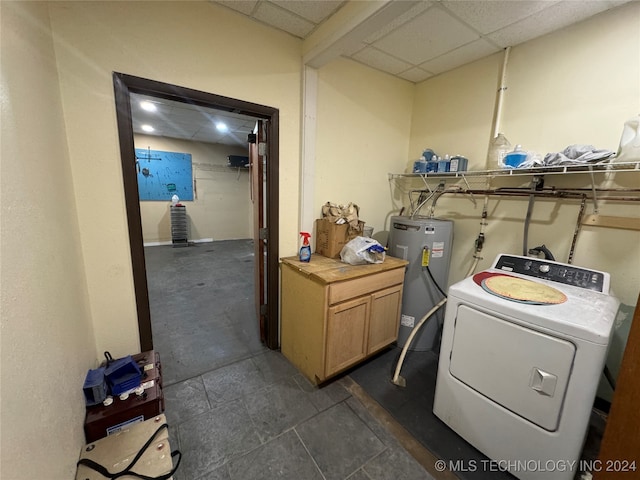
(112, 73, 280, 358)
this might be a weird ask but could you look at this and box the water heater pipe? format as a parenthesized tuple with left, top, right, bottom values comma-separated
(491, 47, 511, 140)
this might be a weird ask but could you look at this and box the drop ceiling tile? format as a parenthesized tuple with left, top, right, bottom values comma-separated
(343, 41, 367, 56)
(419, 38, 501, 74)
(373, 5, 480, 65)
(130, 96, 172, 116)
(213, 118, 248, 131)
(157, 129, 194, 141)
(131, 93, 256, 146)
(192, 130, 222, 143)
(159, 120, 199, 133)
(269, 0, 344, 24)
(441, 0, 560, 35)
(214, 0, 258, 16)
(488, 1, 614, 47)
(192, 128, 225, 142)
(254, 1, 315, 38)
(239, 120, 258, 132)
(363, 1, 433, 44)
(351, 47, 414, 75)
(398, 67, 434, 83)
(226, 133, 248, 144)
(167, 108, 211, 124)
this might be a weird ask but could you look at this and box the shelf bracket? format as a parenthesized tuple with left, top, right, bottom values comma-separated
(419, 174, 433, 193)
(460, 174, 477, 207)
(588, 165, 600, 214)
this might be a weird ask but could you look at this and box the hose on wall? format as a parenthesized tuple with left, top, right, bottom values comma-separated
(523, 176, 543, 256)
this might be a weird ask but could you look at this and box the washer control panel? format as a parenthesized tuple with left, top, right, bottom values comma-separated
(493, 255, 609, 293)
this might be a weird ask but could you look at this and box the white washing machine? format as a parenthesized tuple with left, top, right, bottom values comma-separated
(433, 254, 619, 480)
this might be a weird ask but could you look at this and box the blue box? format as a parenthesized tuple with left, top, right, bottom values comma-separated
(422, 149, 436, 162)
(426, 161, 439, 172)
(413, 160, 427, 173)
(449, 156, 468, 172)
(437, 160, 450, 172)
(104, 355, 142, 395)
(83, 367, 108, 406)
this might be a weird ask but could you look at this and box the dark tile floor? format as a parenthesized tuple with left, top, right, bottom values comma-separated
(350, 348, 514, 480)
(145, 240, 266, 386)
(145, 241, 435, 480)
(164, 351, 432, 480)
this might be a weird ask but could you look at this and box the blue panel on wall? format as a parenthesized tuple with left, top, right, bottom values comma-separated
(135, 148, 193, 201)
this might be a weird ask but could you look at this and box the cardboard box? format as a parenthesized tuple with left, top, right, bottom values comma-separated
(315, 218, 365, 258)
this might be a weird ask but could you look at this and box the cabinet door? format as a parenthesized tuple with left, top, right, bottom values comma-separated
(325, 296, 370, 377)
(368, 285, 403, 354)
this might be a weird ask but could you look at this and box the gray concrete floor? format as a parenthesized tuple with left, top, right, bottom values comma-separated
(145, 240, 266, 386)
(145, 240, 435, 480)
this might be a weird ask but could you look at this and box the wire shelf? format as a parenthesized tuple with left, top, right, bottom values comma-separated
(388, 161, 640, 181)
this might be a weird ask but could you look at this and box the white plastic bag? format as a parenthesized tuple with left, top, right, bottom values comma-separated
(340, 237, 386, 265)
(614, 115, 640, 163)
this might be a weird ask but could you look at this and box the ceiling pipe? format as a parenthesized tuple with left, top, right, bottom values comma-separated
(492, 47, 511, 140)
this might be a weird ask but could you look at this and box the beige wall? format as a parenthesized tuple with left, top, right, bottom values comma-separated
(2, 3, 638, 477)
(315, 57, 415, 239)
(47, 1, 302, 358)
(407, 2, 640, 307)
(409, 52, 500, 171)
(0, 2, 97, 479)
(134, 134, 251, 243)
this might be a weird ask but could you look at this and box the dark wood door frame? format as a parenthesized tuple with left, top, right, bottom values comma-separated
(112, 72, 280, 351)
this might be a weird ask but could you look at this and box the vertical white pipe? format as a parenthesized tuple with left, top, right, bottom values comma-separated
(492, 46, 511, 139)
(300, 66, 318, 236)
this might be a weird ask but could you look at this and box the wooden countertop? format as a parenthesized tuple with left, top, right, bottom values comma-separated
(280, 254, 408, 285)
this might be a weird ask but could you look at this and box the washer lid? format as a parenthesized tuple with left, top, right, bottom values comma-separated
(477, 273, 567, 305)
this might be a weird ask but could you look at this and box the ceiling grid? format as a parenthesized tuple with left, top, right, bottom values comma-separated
(132, 1, 630, 145)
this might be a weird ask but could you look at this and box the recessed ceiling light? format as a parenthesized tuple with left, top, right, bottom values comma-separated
(216, 122, 228, 132)
(140, 101, 157, 112)
(141, 125, 155, 132)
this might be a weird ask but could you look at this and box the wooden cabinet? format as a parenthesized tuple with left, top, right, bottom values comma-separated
(280, 255, 408, 384)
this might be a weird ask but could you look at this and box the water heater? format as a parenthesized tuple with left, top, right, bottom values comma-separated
(388, 216, 453, 351)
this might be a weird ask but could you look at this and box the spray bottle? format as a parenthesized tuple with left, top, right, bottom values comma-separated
(299, 232, 311, 262)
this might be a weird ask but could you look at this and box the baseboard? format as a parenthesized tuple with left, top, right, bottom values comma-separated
(143, 238, 214, 247)
(143, 241, 172, 247)
(192, 238, 214, 244)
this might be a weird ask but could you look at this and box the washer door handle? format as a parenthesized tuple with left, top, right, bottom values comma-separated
(530, 368, 558, 397)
